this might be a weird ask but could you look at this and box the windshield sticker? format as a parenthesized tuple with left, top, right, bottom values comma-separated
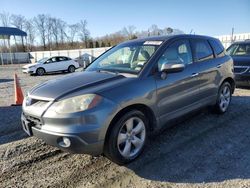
(143, 41, 163, 45)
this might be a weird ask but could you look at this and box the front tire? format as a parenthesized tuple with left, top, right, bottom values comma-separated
(214, 82, 232, 114)
(36, 68, 45, 76)
(104, 110, 148, 165)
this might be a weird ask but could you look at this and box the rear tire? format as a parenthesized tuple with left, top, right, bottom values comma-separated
(213, 82, 232, 114)
(36, 68, 45, 76)
(68, 65, 75, 73)
(104, 110, 148, 165)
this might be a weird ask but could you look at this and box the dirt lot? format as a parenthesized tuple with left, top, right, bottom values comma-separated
(1, 65, 250, 188)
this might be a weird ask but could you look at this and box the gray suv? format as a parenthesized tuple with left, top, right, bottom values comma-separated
(22, 35, 235, 164)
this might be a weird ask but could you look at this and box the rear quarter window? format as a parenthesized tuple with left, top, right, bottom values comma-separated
(209, 39, 225, 57)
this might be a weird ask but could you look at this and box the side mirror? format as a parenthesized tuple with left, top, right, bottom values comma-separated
(160, 62, 185, 73)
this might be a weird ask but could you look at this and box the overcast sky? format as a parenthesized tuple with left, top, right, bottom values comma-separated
(1, 0, 250, 37)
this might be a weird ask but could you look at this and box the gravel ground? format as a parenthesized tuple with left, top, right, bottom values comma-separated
(1, 65, 250, 188)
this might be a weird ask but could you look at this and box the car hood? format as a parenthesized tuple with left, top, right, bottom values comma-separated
(23, 63, 39, 68)
(28, 71, 126, 100)
(232, 56, 250, 66)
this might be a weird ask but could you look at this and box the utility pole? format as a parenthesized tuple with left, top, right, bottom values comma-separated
(231, 27, 234, 43)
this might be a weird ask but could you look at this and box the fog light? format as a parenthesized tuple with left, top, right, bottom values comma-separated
(59, 137, 71, 148)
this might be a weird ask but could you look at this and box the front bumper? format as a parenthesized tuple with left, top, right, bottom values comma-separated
(21, 97, 120, 155)
(21, 113, 103, 155)
(22, 68, 35, 74)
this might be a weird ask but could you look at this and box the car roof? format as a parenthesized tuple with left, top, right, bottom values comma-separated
(122, 34, 217, 45)
(230, 40, 250, 45)
(49, 56, 70, 58)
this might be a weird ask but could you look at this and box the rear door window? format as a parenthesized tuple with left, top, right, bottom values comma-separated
(192, 39, 214, 62)
(58, 57, 67, 61)
(209, 39, 225, 57)
(51, 57, 58, 62)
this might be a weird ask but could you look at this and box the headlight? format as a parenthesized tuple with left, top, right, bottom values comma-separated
(48, 94, 102, 114)
(28, 65, 36, 68)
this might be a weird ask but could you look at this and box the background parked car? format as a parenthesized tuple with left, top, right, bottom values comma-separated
(22, 56, 80, 76)
(226, 40, 250, 87)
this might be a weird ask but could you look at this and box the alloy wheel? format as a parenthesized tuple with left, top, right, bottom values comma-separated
(37, 68, 44, 76)
(117, 117, 146, 158)
(69, 66, 75, 73)
(219, 84, 231, 112)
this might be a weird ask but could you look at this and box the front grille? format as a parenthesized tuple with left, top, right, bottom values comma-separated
(234, 66, 249, 74)
(24, 98, 50, 128)
(24, 114, 43, 128)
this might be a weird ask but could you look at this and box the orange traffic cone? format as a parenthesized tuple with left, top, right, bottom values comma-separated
(12, 73, 24, 106)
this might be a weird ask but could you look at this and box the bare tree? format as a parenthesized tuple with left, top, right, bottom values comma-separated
(46, 16, 54, 50)
(10, 14, 26, 29)
(122, 25, 136, 39)
(172, 28, 184, 35)
(58, 20, 67, 45)
(0, 10, 186, 51)
(78, 20, 90, 48)
(11, 14, 27, 51)
(34, 14, 47, 50)
(46, 15, 58, 50)
(68, 23, 79, 46)
(96, 25, 184, 46)
(0, 11, 10, 26)
(148, 24, 161, 36)
(98, 32, 126, 46)
(51, 18, 62, 48)
(25, 19, 35, 51)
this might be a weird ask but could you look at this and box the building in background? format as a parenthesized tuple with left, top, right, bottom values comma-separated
(216, 33, 250, 49)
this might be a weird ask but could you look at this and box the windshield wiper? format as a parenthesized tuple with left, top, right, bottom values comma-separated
(97, 69, 120, 75)
(96, 69, 138, 77)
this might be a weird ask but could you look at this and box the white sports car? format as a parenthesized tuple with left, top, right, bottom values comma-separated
(22, 56, 80, 76)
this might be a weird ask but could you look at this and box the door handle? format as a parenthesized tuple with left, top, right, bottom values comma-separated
(217, 64, 222, 68)
(191, 73, 199, 77)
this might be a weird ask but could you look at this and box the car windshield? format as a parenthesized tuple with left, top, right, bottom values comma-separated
(86, 41, 162, 74)
(226, 43, 250, 56)
(37, 57, 48, 64)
